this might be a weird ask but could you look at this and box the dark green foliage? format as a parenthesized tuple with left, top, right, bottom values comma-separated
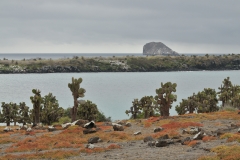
(175, 88, 219, 115)
(138, 96, 155, 118)
(218, 77, 240, 108)
(196, 88, 219, 113)
(63, 107, 72, 118)
(18, 102, 31, 125)
(68, 77, 86, 122)
(125, 99, 141, 119)
(41, 93, 64, 125)
(0, 102, 18, 126)
(30, 89, 43, 125)
(96, 111, 111, 122)
(1, 102, 13, 126)
(155, 82, 177, 116)
(77, 100, 98, 121)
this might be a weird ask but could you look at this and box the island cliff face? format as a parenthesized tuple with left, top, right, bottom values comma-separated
(143, 42, 179, 56)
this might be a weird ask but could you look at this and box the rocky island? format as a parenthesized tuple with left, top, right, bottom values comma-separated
(143, 42, 179, 56)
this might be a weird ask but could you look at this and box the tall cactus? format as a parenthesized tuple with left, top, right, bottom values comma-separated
(30, 89, 43, 125)
(155, 82, 177, 117)
(218, 77, 233, 107)
(41, 93, 64, 125)
(68, 77, 86, 122)
(19, 102, 31, 125)
(1, 102, 12, 126)
(125, 99, 141, 119)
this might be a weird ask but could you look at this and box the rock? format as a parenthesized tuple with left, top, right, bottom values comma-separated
(238, 111, 240, 114)
(72, 119, 89, 127)
(3, 127, 13, 132)
(166, 139, 174, 144)
(143, 136, 154, 142)
(26, 127, 32, 132)
(86, 144, 95, 149)
(116, 120, 125, 125)
(154, 127, 163, 133)
(125, 122, 132, 127)
(193, 131, 206, 140)
(182, 127, 200, 135)
(181, 137, 191, 145)
(155, 140, 168, 147)
(88, 137, 100, 144)
(148, 141, 156, 147)
(134, 131, 141, 135)
(238, 128, 240, 133)
(143, 42, 179, 56)
(213, 128, 229, 136)
(230, 124, 238, 129)
(32, 123, 44, 130)
(83, 121, 96, 129)
(62, 123, 72, 129)
(158, 134, 169, 140)
(48, 126, 56, 132)
(20, 125, 28, 130)
(83, 128, 97, 134)
(112, 123, 124, 131)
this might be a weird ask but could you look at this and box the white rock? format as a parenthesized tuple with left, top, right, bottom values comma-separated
(134, 131, 142, 135)
(26, 127, 32, 132)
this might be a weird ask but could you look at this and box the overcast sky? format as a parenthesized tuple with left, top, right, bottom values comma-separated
(0, 0, 240, 53)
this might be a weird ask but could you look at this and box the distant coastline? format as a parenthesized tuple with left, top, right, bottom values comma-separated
(0, 53, 231, 60)
(0, 53, 239, 73)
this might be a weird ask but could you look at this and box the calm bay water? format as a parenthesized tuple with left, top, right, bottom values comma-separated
(0, 71, 240, 121)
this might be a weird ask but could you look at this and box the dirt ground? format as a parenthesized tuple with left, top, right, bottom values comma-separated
(1, 113, 240, 160)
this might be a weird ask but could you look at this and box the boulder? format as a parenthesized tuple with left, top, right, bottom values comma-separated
(148, 141, 156, 147)
(48, 126, 56, 132)
(32, 123, 44, 130)
(154, 127, 163, 133)
(3, 127, 13, 132)
(158, 134, 169, 140)
(85, 144, 95, 149)
(112, 123, 124, 131)
(230, 124, 238, 129)
(72, 119, 89, 127)
(144, 136, 154, 142)
(181, 137, 191, 145)
(125, 122, 132, 127)
(182, 127, 200, 135)
(143, 42, 179, 56)
(62, 123, 72, 129)
(83, 121, 96, 129)
(193, 131, 206, 140)
(88, 137, 100, 144)
(155, 140, 168, 147)
(20, 125, 28, 130)
(26, 127, 32, 132)
(116, 121, 125, 125)
(134, 131, 141, 135)
(83, 128, 97, 134)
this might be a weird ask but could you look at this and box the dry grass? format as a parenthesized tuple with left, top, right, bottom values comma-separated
(2, 150, 80, 160)
(220, 133, 240, 143)
(199, 145, 240, 160)
(202, 136, 217, 142)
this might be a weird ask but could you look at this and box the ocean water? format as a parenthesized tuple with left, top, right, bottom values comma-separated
(0, 71, 240, 121)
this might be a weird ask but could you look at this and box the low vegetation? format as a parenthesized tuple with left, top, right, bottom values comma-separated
(0, 54, 240, 73)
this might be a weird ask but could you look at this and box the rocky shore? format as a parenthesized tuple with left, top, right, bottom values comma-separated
(0, 54, 240, 73)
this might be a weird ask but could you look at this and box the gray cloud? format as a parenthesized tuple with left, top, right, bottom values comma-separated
(0, 0, 240, 53)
